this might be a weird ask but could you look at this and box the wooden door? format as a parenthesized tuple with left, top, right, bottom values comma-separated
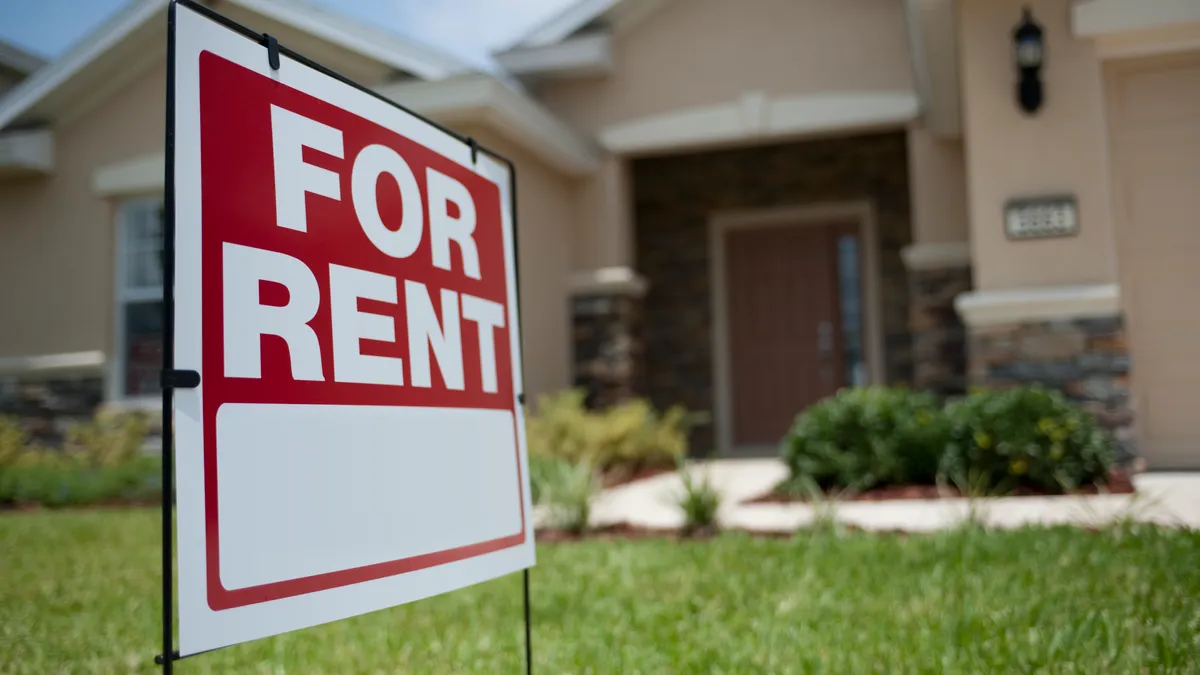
(722, 222, 855, 447)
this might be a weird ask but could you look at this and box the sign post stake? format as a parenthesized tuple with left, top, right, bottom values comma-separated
(523, 569, 533, 675)
(157, 3, 179, 672)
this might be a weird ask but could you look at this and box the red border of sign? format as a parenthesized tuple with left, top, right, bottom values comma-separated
(205, 411, 527, 610)
(191, 54, 530, 613)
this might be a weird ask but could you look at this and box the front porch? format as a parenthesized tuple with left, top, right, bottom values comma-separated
(572, 130, 953, 456)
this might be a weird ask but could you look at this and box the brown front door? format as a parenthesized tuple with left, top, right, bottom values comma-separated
(722, 221, 859, 447)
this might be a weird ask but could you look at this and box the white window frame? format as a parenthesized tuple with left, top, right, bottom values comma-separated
(109, 195, 166, 408)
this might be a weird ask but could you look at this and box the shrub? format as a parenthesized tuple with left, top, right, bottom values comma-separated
(0, 453, 161, 508)
(538, 459, 601, 534)
(780, 386, 950, 492)
(526, 389, 689, 474)
(674, 457, 721, 535)
(0, 412, 159, 508)
(941, 385, 1116, 493)
(528, 454, 571, 505)
(63, 411, 151, 466)
(0, 416, 32, 469)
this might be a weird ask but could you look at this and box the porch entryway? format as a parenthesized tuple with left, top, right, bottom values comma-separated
(630, 131, 914, 456)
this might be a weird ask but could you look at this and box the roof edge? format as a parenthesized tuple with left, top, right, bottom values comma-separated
(0, 40, 48, 75)
(0, 0, 474, 132)
(0, 0, 164, 131)
(378, 73, 599, 175)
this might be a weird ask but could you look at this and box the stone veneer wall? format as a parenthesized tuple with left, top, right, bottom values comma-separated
(909, 265, 972, 396)
(571, 292, 644, 410)
(632, 132, 914, 453)
(968, 314, 1136, 465)
(0, 376, 105, 445)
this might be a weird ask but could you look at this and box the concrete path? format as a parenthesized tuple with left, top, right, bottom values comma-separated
(548, 459, 1200, 533)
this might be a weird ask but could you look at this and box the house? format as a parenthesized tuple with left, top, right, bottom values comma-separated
(0, 0, 1197, 468)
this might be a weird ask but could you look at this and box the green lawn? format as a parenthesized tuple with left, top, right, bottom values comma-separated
(1, 509, 1198, 674)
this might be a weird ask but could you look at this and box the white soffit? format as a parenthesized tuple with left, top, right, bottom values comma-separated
(94, 153, 165, 196)
(954, 284, 1121, 327)
(0, 128, 54, 177)
(494, 33, 613, 79)
(378, 74, 599, 175)
(1073, 0, 1200, 37)
(599, 91, 920, 155)
(509, 0, 668, 49)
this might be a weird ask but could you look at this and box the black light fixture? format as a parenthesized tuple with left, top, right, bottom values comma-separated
(1012, 6, 1045, 114)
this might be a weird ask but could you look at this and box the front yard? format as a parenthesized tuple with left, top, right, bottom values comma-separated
(2, 508, 1198, 673)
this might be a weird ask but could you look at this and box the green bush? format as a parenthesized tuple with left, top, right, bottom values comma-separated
(528, 454, 571, 505)
(674, 457, 722, 535)
(0, 412, 159, 508)
(526, 389, 689, 474)
(941, 385, 1116, 493)
(538, 459, 601, 534)
(0, 454, 161, 507)
(781, 387, 950, 492)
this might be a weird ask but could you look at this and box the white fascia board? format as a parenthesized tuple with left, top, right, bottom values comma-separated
(600, 91, 920, 155)
(514, 0, 621, 48)
(379, 75, 599, 175)
(226, 0, 468, 79)
(0, 128, 54, 176)
(0, 0, 165, 131)
(954, 284, 1121, 327)
(494, 33, 613, 78)
(1073, 0, 1200, 37)
(93, 153, 165, 197)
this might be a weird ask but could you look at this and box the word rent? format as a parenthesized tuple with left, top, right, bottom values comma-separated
(223, 104, 505, 392)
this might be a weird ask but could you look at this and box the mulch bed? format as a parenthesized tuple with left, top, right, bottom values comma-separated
(744, 469, 1137, 505)
(535, 523, 798, 543)
(599, 464, 675, 489)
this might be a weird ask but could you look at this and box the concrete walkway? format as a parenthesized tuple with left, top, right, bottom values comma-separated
(556, 459, 1200, 533)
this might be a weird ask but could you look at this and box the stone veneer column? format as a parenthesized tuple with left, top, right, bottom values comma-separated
(903, 243, 973, 396)
(0, 374, 104, 445)
(956, 285, 1136, 466)
(569, 267, 648, 409)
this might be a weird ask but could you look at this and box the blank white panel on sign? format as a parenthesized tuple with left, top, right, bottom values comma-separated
(216, 404, 523, 590)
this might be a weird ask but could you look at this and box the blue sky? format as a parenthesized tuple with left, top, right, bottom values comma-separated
(0, 0, 576, 68)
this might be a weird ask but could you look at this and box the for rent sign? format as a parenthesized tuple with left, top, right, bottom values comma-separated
(171, 3, 533, 655)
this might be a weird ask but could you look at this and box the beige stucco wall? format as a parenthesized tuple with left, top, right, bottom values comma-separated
(906, 126, 969, 244)
(534, 0, 916, 136)
(0, 60, 165, 365)
(454, 125, 577, 401)
(572, 154, 633, 270)
(958, 0, 1117, 290)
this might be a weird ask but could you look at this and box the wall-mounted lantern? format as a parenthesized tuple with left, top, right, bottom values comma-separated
(1012, 6, 1045, 114)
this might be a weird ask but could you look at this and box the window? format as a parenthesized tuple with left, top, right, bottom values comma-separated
(115, 197, 165, 399)
(836, 234, 868, 387)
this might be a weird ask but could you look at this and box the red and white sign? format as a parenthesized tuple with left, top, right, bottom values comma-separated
(171, 4, 533, 654)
